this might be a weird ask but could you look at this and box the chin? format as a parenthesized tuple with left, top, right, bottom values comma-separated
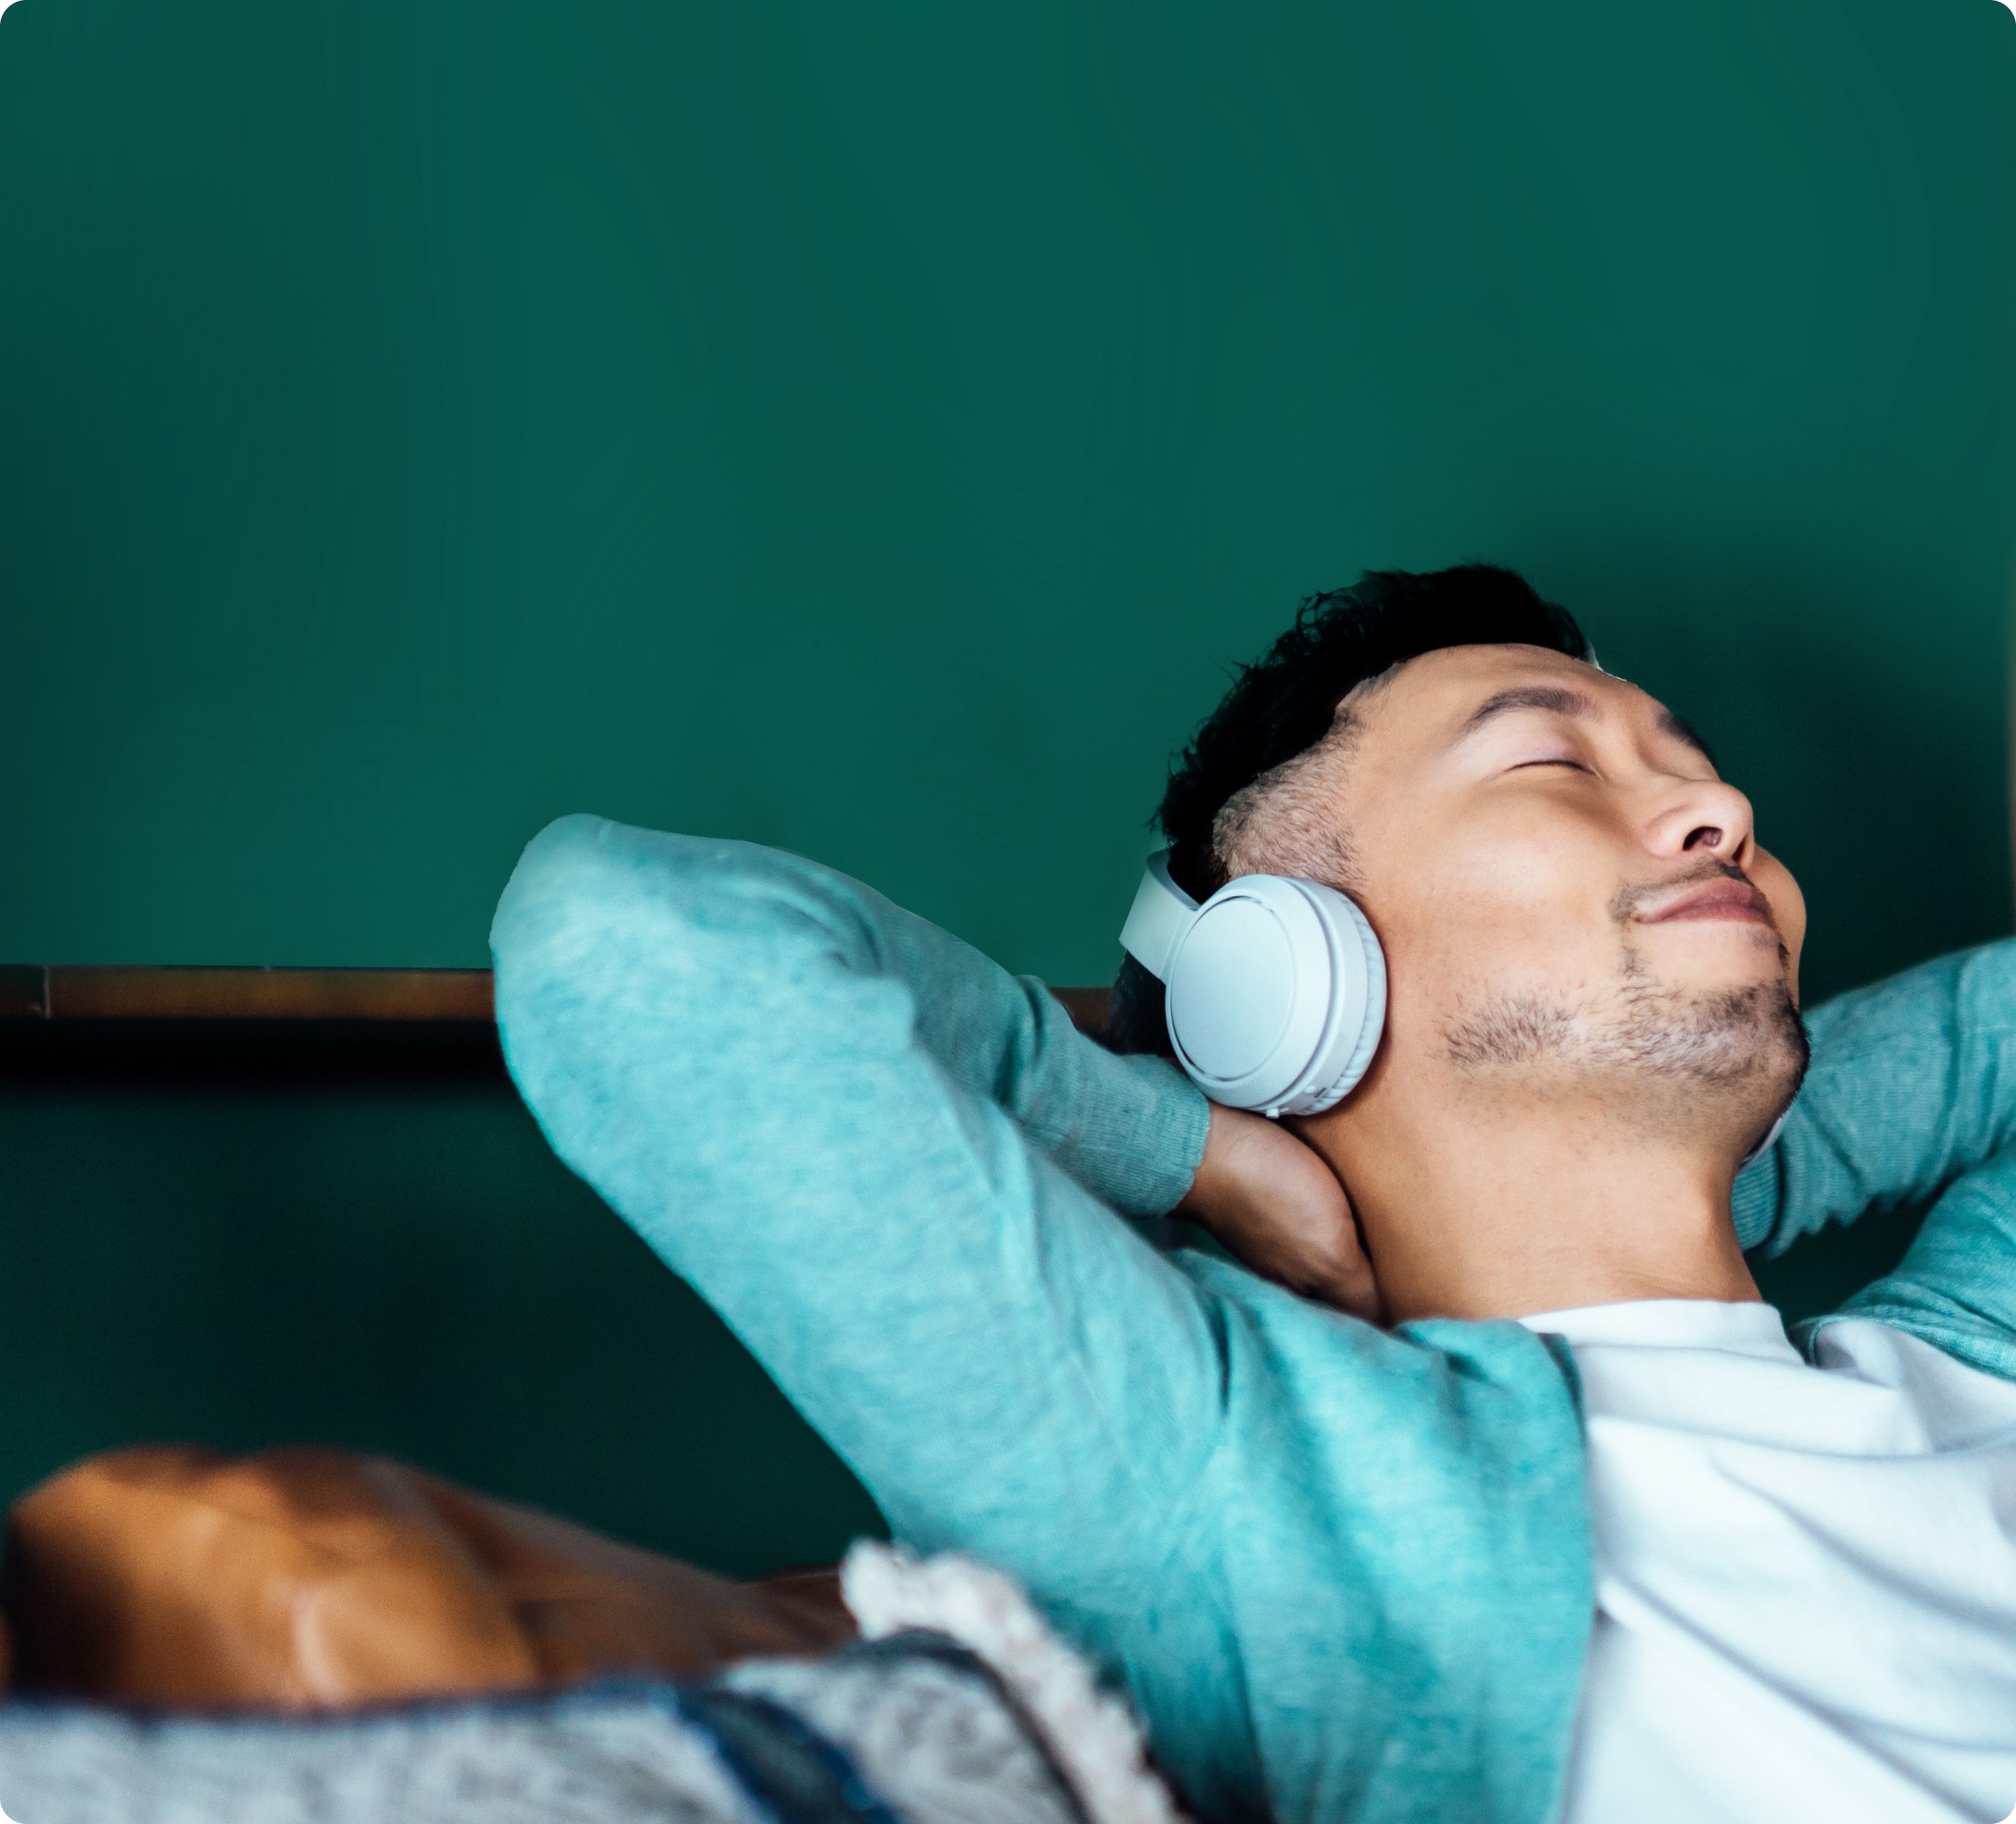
(1442, 944, 1810, 1099)
(1622, 976, 1810, 1097)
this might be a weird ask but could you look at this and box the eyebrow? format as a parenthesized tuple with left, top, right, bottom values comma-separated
(1458, 685, 1594, 734)
(1456, 685, 1719, 767)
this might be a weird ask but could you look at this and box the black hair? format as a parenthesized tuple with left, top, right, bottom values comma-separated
(1108, 563, 1590, 1055)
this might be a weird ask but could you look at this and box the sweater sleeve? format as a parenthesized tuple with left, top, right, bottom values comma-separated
(855, 868, 1210, 1219)
(487, 815, 1253, 1706)
(1810, 1141, 2016, 1380)
(1735, 938, 2016, 1258)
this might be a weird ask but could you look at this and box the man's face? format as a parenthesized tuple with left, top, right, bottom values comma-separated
(1326, 643, 1807, 1137)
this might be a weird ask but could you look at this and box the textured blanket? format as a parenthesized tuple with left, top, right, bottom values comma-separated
(0, 1544, 1185, 1824)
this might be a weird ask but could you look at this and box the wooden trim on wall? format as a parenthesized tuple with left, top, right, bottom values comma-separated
(0, 967, 498, 1084)
(0, 967, 1108, 1032)
(4, 966, 496, 1023)
(0, 967, 1112, 1082)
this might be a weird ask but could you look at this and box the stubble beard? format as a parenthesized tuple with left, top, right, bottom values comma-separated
(1442, 939, 1810, 1147)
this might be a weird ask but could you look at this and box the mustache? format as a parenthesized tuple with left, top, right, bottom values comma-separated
(1607, 857, 1766, 927)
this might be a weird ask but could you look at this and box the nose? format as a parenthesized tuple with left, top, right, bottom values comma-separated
(1640, 775, 1756, 869)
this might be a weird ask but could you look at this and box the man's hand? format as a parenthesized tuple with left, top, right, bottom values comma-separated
(1175, 1104, 1381, 1321)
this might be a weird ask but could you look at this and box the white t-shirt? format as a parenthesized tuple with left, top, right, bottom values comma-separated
(1521, 1300, 2016, 1824)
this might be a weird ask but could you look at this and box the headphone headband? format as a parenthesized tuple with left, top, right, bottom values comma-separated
(1119, 851, 1199, 982)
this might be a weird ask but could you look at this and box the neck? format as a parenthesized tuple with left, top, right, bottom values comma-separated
(1300, 1075, 1762, 1324)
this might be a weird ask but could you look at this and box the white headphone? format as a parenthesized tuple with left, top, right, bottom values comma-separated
(1119, 851, 1387, 1118)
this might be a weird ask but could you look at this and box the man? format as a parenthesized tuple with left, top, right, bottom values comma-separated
(492, 565, 2016, 1824)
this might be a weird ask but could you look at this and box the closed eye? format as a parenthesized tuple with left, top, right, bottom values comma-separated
(1512, 758, 1593, 774)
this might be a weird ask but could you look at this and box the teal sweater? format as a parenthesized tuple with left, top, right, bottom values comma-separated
(492, 815, 2016, 1824)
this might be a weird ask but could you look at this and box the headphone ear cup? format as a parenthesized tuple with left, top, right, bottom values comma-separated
(1297, 883, 1387, 1113)
(1162, 876, 1385, 1117)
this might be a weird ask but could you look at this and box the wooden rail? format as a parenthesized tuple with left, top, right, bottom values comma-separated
(0, 968, 1107, 1029)
(0, 967, 494, 1023)
(0, 968, 1111, 1082)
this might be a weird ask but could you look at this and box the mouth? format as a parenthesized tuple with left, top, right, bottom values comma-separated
(1638, 876, 1777, 929)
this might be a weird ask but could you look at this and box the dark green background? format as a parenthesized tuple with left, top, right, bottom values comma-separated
(0, 1, 2012, 1572)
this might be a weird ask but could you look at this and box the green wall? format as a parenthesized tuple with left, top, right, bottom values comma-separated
(0, 1081, 882, 1576)
(0, 1, 2013, 1569)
